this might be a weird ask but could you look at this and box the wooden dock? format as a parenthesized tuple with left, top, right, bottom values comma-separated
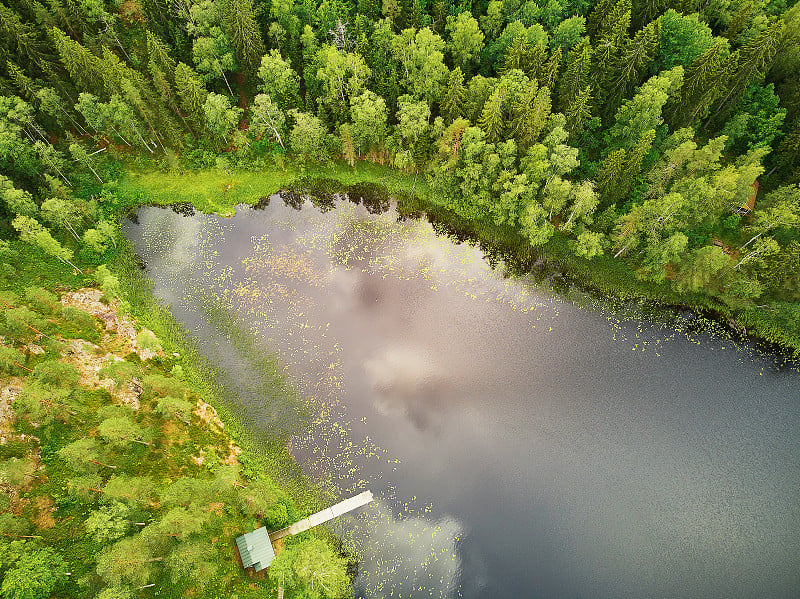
(269, 490, 374, 541)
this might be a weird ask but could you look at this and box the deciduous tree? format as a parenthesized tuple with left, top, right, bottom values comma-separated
(11, 216, 82, 273)
(0, 546, 67, 599)
(256, 51, 301, 110)
(446, 11, 484, 72)
(268, 538, 349, 599)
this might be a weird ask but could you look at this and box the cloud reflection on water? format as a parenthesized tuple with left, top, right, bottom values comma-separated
(342, 499, 463, 599)
(124, 198, 800, 599)
(363, 345, 449, 432)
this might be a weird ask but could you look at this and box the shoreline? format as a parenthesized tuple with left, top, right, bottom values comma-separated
(116, 163, 800, 362)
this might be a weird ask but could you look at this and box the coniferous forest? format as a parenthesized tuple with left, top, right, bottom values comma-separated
(1, 0, 799, 349)
(0, 0, 799, 596)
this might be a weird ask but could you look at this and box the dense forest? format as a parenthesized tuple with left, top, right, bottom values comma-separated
(0, 0, 798, 596)
(1, 0, 800, 349)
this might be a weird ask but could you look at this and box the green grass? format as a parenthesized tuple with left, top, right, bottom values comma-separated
(116, 161, 430, 214)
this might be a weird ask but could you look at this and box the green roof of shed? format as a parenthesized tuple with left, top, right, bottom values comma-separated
(235, 527, 275, 572)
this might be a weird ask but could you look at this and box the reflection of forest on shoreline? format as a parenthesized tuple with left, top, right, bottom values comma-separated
(266, 178, 800, 365)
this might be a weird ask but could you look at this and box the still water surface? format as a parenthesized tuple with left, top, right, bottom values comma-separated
(124, 191, 800, 599)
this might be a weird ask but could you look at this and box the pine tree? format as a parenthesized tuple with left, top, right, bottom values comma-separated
(64, 0, 86, 37)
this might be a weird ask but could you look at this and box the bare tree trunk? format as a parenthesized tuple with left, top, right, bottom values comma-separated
(57, 255, 84, 274)
(614, 239, 633, 259)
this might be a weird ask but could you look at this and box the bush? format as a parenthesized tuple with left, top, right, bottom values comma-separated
(135, 330, 161, 353)
(142, 374, 187, 398)
(98, 360, 140, 390)
(61, 306, 99, 341)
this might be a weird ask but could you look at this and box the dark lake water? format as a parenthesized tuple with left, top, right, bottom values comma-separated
(123, 190, 800, 599)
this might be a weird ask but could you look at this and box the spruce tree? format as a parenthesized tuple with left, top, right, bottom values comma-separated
(556, 37, 592, 112)
(223, 0, 265, 80)
(665, 39, 727, 128)
(12, 215, 83, 272)
(441, 67, 466, 123)
(6, 61, 36, 101)
(146, 32, 177, 84)
(587, 0, 629, 42)
(608, 65, 683, 150)
(601, 19, 660, 119)
(511, 81, 552, 148)
(615, 128, 655, 201)
(540, 46, 562, 90)
(478, 86, 506, 143)
(502, 36, 533, 75)
(772, 117, 800, 182)
(596, 147, 627, 206)
(174, 62, 208, 129)
(50, 26, 102, 95)
(564, 84, 593, 137)
(707, 21, 785, 127)
(0, 4, 47, 69)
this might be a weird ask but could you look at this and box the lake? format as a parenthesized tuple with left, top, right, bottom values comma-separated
(123, 187, 800, 599)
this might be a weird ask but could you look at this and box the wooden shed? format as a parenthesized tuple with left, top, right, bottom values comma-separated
(235, 526, 276, 572)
